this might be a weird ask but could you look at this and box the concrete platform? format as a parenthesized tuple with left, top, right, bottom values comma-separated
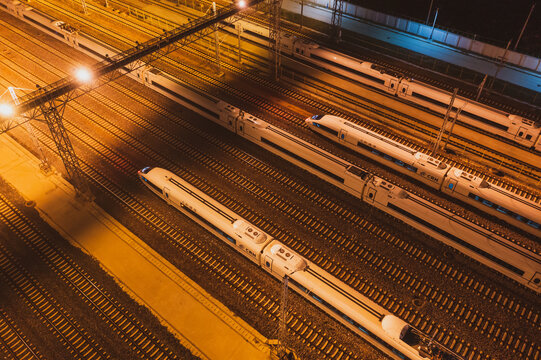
(0, 133, 276, 360)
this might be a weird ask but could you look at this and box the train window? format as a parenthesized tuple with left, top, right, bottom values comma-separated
(496, 206, 509, 215)
(411, 91, 447, 108)
(261, 137, 345, 183)
(142, 177, 163, 194)
(481, 199, 493, 207)
(341, 134, 345, 139)
(314, 123, 339, 136)
(528, 221, 540, 229)
(265, 261, 271, 267)
(405, 165, 418, 172)
(311, 294, 323, 303)
(460, 109, 509, 131)
(310, 54, 385, 85)
(526, 134, 532, 140)
(448, 183, 454, 190)
(518, 131, 524, 137)
(387, 202, 525, 275)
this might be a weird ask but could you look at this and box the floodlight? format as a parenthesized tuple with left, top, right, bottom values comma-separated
(75, 67, 92, 83)
(0, 103, 14, 118)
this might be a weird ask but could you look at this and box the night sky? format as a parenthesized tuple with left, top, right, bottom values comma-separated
(355, 0, 540, 55)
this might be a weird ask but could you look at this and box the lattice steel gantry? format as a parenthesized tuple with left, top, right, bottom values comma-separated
(330, 0, 344, 42)
(1, 0, 264, 198)
(268, 0, 283, 80)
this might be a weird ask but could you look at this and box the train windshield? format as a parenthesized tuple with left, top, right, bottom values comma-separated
(140, 167, 153, 174)
(311, 115, 324, 120)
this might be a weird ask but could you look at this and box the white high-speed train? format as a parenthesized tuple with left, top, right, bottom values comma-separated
(305, 114, 541, 237)
(225, 19, 541, 150)
(138, 166, 462, 360)
(3, 0, 540, 292)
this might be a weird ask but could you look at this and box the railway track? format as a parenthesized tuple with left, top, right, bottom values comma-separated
(3, 15, 540, 359)
(32, 125, 360, 360)
(0, 26, 362, 358)
(0, 243, 110, 360)
(0, 309, 43, 360)
(30, 0, 541, 195)
(10, 59, 539, 359)
(36, 5, 540, 243)
(0, 192, 183, 359)
(101, 0, 541, 187)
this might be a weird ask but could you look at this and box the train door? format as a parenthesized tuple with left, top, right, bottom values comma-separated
(388, 79, 398, 94)
(163, 187, 171, 202)
(264, 256, 273, 272)
(398, 83, 408, 98)
(365, 187, 377, 203)
(515, 127, 528, 139)
(237, 120, 245, 136)
(339, 129, 348, 142)
(529, 272, 541, 289)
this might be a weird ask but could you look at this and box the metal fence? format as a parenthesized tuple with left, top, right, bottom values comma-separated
(307, 0, 541, 73)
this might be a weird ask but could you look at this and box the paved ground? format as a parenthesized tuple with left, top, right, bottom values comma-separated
(0, 133, 276, 360)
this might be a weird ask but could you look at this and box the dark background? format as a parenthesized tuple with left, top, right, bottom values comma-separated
(354, 0, 540, 55)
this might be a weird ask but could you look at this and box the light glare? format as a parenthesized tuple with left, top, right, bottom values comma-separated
(0, 103, 14, 118)
(75, 67, 92, 83)
(237, 0, 246, 8)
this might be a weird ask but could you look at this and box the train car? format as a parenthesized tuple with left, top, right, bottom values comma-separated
(222, 18, 541, 149)
(442, 169, 541, 237)
(214, 106, 541, 291)
(138, 167, 271, 263)
(288, 39, 400, 94)
(216, 102, 371, 199)
(363, 177, 541, 290)
(305, 115, 448, 188)
(0, 0, 78, 45)
(306, 114, 541, 237)
(139, 167, 461, 360)
(397, 80, 540, 148)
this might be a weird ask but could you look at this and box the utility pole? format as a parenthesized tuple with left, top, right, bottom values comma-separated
(429, 8, 439, 40)
(425, 0, 434, 25)
(268, 0, 283, 80)
(300, 0, 304, 30)
(432, 88, 458, 156)
(81, 0, 88, 15)
(8, 87, 50, 172)
(491, 39, 511, 88)
(514, 2, 535, 50)
(237, 23, 242, 64)
(212, 2, 223, 76)
(278, 275, 289, 355)
(475, 74, 488, 101)
(442, 105, 463, 150)
(330, 0, 344, 43)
